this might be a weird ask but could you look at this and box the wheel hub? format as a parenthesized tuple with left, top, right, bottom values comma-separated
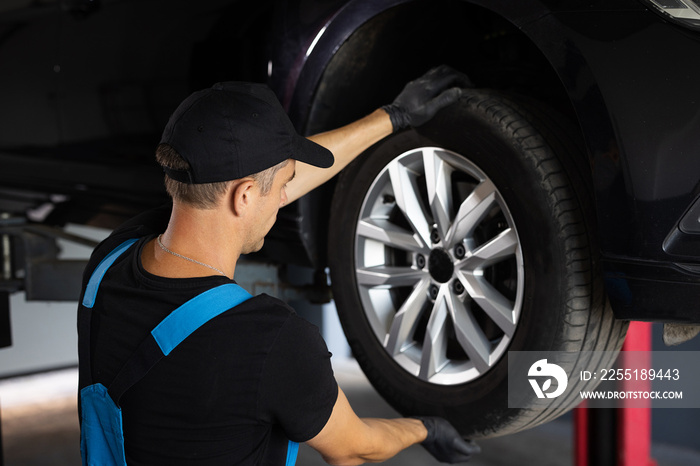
(428, 248, 454, 283)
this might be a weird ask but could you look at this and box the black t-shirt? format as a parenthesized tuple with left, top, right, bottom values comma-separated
(78, 206, 338, 465)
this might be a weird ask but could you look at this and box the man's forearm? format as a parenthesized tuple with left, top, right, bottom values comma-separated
(307, 388, 427, 466)
(353, 417, 427, 464)
(285, 109, 393, 203)
(308, 385, 477, 465)
(316, 417, 427, 466)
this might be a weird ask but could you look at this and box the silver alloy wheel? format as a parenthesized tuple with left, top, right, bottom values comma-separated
(354, 147, 524, 385)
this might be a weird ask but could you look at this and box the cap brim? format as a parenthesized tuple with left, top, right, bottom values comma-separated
(293, 135, 334, 169)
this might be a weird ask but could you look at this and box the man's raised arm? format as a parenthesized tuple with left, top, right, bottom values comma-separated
(285, 65, 472, 203)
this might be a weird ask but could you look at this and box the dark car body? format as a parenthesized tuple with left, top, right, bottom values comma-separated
(0, 0, 698, 323)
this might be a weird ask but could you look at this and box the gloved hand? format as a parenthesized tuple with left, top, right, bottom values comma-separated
(382, 65, 473, 131)
(414, 416, 480, 464)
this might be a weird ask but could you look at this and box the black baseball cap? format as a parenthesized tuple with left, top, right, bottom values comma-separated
(159, 82, 334, 184)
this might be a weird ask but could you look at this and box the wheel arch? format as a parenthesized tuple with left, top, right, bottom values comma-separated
(297, 0, 617, 267)
(302, 1, 586, 133)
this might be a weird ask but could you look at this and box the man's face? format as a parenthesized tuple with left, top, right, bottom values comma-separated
(245, 160, 296, 253)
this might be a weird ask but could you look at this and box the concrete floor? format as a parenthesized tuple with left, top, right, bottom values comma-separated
(1, 360, 699, 466)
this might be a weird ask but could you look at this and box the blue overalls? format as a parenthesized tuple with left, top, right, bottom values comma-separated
(78, 238, 299, 465)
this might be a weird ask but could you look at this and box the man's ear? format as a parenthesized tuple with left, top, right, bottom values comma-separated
(230, 179, 257, 216)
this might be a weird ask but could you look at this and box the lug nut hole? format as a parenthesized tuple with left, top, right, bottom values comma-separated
(429, 284, 439, 300)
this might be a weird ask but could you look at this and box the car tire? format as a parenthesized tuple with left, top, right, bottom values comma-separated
(327, 89, 628, 438)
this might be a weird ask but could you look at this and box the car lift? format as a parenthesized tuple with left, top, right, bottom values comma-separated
(574, 321, 657, 466)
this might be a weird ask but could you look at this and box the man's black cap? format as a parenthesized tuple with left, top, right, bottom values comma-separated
(159, 82, 334, 184)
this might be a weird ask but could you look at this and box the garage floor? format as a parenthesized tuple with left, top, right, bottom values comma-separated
(1, 360, 699, 466)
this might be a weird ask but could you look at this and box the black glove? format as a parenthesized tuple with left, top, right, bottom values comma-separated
(414, 416, 480, 464)
(382, 65, 473, 131)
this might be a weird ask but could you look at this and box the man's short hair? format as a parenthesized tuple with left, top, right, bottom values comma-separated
(156, 144, 287, 208)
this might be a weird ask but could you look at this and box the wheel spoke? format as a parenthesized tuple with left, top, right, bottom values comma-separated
(446, 290, 492, 373)
(445, 179, 497, 247)
(388, 159, 432, 248)
(384, 278, 431, 356)
(456, 228, 518, 271)
(419, 290, 450, 381)
(458, 273, 516, 337)
(356, 266, 428, 288)
(357, 219, 428, 254)
(422, 149, 454, 240)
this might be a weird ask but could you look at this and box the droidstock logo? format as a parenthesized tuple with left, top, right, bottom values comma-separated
(528, 359, 568, 399)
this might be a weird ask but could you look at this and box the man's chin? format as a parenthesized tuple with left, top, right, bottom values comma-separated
(243, 240, 265, 255)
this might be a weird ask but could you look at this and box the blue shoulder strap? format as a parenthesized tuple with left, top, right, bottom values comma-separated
(83, 238, 139, 309)
(79, 238, 252, 404)
(79, 239, 141, 390)
(107, 282, 252, 404)
(151, 284, 251, 356)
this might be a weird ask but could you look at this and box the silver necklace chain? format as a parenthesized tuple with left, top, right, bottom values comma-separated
(156, 234, 227, 276)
